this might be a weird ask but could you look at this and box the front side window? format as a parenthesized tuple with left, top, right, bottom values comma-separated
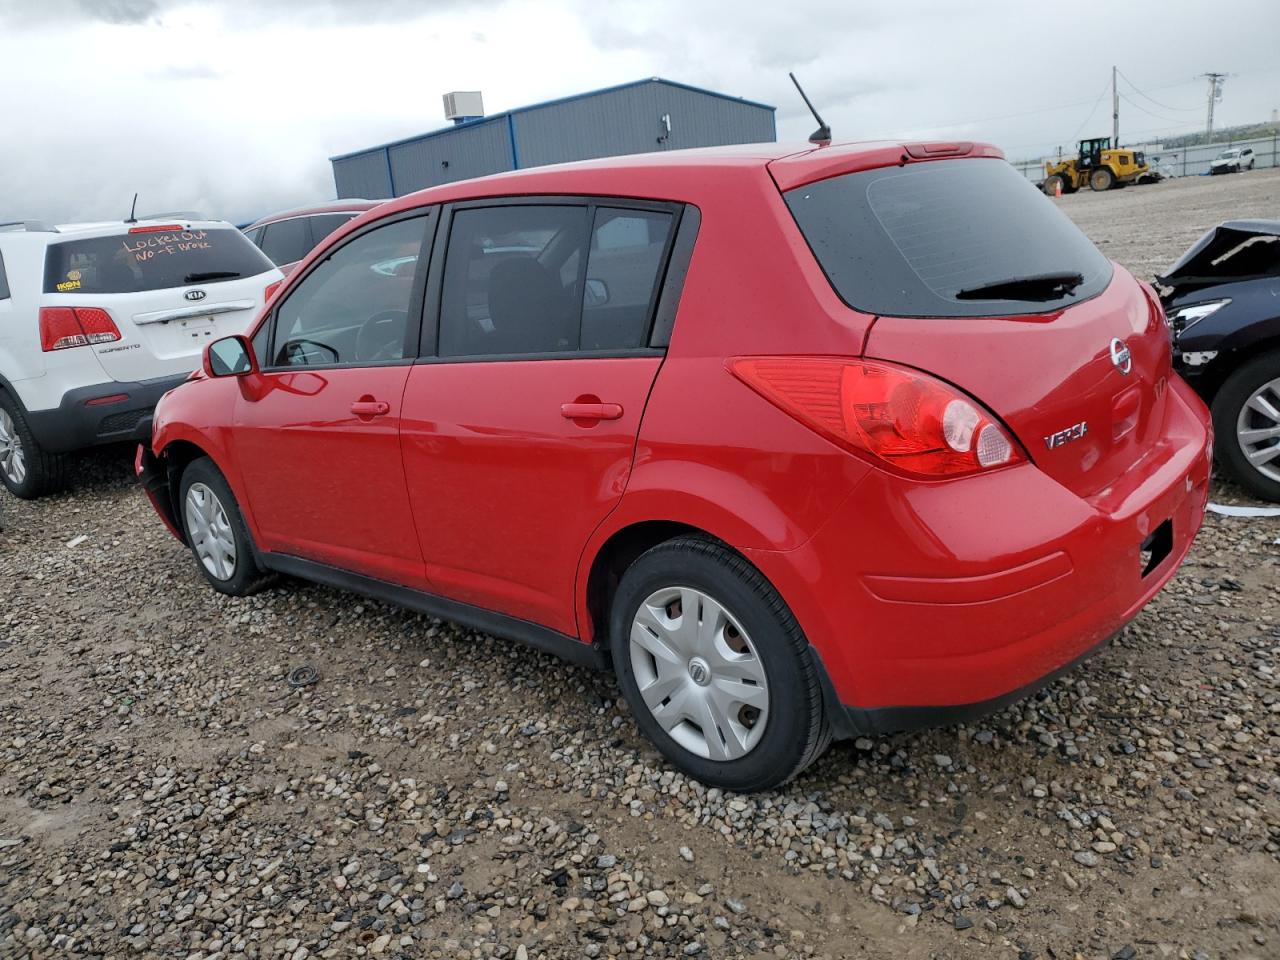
(259, 218, 312, 266)
(269, 216, 427, 368)
(43, 228, 274, 295)
(438, 205, 591, 357)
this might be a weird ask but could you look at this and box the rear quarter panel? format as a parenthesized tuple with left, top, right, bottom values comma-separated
(575, 168, 877, 635)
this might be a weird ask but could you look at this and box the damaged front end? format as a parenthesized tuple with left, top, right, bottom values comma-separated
(135, 437, 186, 545)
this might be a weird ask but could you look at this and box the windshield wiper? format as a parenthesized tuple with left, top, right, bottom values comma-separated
(955, 271, 1084, 301)
(184, 270, 240, 282)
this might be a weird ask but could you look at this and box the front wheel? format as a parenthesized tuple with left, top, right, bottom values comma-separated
(178, 457, 270, 595)
(610, 536, 830, 792)
(1212, 351, 1280, 502)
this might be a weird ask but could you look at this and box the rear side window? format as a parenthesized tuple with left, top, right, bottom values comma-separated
(785, 158, 1113, 318)
(309, 213, 356, 245)
(582, 208, 674, 350)
(44, 228, 274, 295)
(0, 250, 9, 300)
(438, 205, 591, 357)
(259, 218, 312, 266)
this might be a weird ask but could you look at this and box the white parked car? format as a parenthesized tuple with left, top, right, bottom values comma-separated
(0, 217, 282, 498)
(1209, 147, 1255, 175)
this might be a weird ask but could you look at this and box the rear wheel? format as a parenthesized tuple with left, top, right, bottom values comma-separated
(609, 536, 830, 792)
(0, 393, 68, 500)
(1212, 351, 1280, 502)
(1089, 167, 1114, 191)
(178, 457, 270, 595)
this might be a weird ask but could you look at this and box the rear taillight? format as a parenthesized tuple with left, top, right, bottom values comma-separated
(264, 280, 282, 303)
(39, 306, 122, 352)
(730, 357, 1026, 478)
(128, 224, 184, 234)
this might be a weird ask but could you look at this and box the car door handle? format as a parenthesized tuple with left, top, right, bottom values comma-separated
(351, 399, 390, 417)
(561, 402, 623, 421)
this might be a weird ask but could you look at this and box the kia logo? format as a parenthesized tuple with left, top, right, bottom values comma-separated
(1109, 337, 1132, 375)
(185, 289, 207, 302)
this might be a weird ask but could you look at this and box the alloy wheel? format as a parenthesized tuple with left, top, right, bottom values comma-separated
(185, 482, 237, 580)
(1236, 375, 1280, 484)
(0, 408, 26, 486)
(628, 586, 769, 761)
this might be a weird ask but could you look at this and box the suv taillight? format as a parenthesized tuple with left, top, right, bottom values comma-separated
(39, 307, 122, 352)
(264, 280, 282, 303)
(731, 357, 1026, 479)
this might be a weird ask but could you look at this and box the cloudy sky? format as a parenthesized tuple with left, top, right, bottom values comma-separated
(1, 0, 1277, 225)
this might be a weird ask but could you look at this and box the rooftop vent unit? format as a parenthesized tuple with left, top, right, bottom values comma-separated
(443, 91, 484, 125)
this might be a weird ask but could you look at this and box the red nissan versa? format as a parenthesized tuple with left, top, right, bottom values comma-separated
(136, 140, 1212, 792)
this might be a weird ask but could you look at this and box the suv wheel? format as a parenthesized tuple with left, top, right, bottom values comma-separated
(610, 536, 830, 792)
(0, 393, 68, 499)
(1212, 350, 1280, 502)
(179, 457, 270, 595)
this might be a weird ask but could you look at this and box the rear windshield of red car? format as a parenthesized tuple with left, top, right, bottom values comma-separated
(43, 227, 275, 295)
(784, 158, 1113, 318)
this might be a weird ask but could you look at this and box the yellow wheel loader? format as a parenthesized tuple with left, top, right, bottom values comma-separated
(1043, 137, 1152, 195)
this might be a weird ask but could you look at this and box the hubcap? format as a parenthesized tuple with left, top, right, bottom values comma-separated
(1236, 375, 1280, 483)
(0, 408, 26, 485)
(629, 586, 769, 762)
(184, 482, 237, 580)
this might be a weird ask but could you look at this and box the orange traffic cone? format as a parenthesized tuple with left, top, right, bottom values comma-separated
(1054, 179, 1063, 198)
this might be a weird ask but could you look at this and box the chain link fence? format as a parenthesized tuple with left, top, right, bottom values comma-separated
(1013, 133, 1280, 184)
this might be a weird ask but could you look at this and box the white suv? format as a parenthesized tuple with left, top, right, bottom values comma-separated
(0, 217, 282, 498)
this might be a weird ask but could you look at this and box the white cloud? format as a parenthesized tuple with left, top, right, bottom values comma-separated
(0, 0, 1276, 224)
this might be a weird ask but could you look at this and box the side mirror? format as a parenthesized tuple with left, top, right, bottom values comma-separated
(584, 278, 610, 307)
(203, 335, 257, 378)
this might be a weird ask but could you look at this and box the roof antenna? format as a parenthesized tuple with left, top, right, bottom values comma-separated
(126, 193, 139, 224)
(789, 72, 831, 145)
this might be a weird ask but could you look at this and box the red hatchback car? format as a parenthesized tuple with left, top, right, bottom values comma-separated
(137, 140, 1212, 791)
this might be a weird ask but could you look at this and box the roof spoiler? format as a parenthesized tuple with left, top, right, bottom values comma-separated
(136, 211, 205, 222)
(0, 220, 59, 233)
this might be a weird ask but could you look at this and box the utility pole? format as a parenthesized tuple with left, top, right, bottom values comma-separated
(1201, 72, 1226, 140)
(1112, 65, 1119, 146)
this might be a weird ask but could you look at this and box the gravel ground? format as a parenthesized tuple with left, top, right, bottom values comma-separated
(2, 168, 1279, 960)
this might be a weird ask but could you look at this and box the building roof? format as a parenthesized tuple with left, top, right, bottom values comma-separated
(329, 77, 776, 163)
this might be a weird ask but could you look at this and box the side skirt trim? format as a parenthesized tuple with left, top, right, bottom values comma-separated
(259, 553, 609, 671)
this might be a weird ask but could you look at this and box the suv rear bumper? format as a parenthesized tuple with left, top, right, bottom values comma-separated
(26, 373, 190, 453)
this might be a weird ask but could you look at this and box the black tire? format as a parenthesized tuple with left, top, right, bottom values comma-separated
(609, 536, 831, 792)
(1043, 175, 1065, 197)
(1090, 167, 1114, 191)
(1211, 351, 1280, 503)
(0, 391, 68, 500)
(177, 457, 271, 595)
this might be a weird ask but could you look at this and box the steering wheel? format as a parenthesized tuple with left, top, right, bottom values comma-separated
(356, 310, 408, 362)
(279, 338, 339, 366)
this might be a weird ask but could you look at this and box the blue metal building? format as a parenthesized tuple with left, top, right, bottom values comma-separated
(330, 78, 776, 199)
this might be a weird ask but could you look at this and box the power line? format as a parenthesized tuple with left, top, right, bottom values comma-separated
(1071, 77, 1113, 141)
(1118, 91, 1190, 126)
(1115, 68, 1199, 112)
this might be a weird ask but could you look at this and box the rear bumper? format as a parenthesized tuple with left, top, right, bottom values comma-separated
(748, 376, 1213, 734)
(26, 373, 189, 453)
